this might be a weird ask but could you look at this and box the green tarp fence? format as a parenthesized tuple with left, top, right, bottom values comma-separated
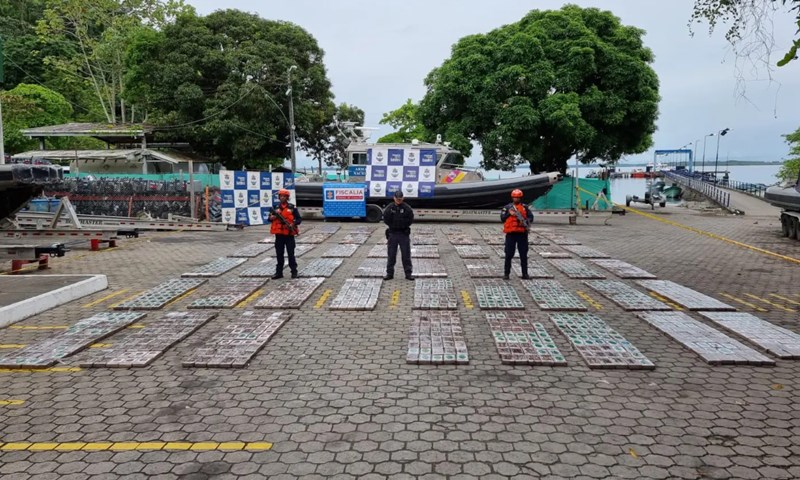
(532, 176, 612, 211)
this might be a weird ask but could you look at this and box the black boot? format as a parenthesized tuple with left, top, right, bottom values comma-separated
(271, 272, 283, 280)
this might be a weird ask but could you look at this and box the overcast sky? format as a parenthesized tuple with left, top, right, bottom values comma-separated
(189, 0, 800, 169)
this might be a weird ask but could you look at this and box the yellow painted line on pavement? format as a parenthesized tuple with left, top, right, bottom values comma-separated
(314, 289, 332, 309)
(0, 400, 25, 406)
(629, 448, 639, 459)
(622, 205, 800, 265)
(719, 293, 768, 312)
(9, 325, 68, 330)
(744, 294, 796, 313)
(769, 293, 800, 307)
(0, 440, 272, 452)
(88, 343, 112, 349)
(236, 289, 263, 309)
(164, 289, 197, 307)
(461, 290, 474, 309)
(0, 344, 27, 349)
(127, 324, 146, 329)
(648, 292, 683, 311)
(109, 291, 144, 309)
(576, 291, 602, 310)
(82, 289, 130, 308)
(389, 290, 400, 309)
(0, 367, 81, 373)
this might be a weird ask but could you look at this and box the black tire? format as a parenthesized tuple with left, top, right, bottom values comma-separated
(659, 201, 666, 208)
(791, 217, 800, 240)
(781, 215, 790, 237)
(625, 198, 631, 207)
(365, 204, 383, 223)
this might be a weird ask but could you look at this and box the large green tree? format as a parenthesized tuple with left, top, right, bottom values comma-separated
(0, 83, 72, 153)
(778, 127, 800, 182)
(125, 9, 337, 169)
(691, 0, 799, 67)
(305, 102, 365, 172)
(418, 5, 660, 174)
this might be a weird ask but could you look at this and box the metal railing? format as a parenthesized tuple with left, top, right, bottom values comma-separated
(663, 171, 731, 209)
(717, 178, 767, 197)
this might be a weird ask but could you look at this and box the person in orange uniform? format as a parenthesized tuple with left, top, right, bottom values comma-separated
(501, 189, 533, 280)
(269, 189, 301, 279)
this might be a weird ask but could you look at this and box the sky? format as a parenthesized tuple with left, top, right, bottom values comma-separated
(189, 0, 800, 169)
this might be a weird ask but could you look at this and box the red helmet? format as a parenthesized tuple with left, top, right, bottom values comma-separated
(278, 189, 291, 197)
(511, 189, 523, 198)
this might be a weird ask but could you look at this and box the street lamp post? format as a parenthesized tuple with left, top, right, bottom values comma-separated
(701, 132, 714, 176)
(286, 65, 298, 175)
(693, 139, 701, 172)
(713, 128, 730, 184)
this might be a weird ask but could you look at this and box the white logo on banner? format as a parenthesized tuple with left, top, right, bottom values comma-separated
(402, 181, 419, 197)
(371, 182, 385, 195)
(272, 173, 284, 189)
(248, 207, 262, 225)
(235, 191, 247, 208)
(404, 150, 418, 165)
(389, 167, 402, 180)
(221, 171, 234, 188)
(247, 171, 260, 189)
(420, 166, 435, 181)
(371, 148, 388, 166)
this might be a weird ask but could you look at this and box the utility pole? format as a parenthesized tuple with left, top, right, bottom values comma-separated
(713, 128, 730, 184)
(0, 35, 5, 165)
(701, 132, 714, 175)
(287, 65, 298, 175)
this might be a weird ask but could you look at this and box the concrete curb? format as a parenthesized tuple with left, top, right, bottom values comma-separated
(0, 274, 108, 328)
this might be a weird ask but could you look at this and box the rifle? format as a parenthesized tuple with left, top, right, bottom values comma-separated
(505, 205, 530, 232)
(271, 206, 299, 235)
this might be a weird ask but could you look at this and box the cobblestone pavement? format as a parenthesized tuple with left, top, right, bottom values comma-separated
(1, 208, 799, 480)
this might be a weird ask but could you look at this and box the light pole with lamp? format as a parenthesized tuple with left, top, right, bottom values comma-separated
(701, 132, 714, 177)
(286, 65, 298, 175)
(680, 143, 691, 169)
(713, 128, 730, 184)
(692, 138, 701, 172)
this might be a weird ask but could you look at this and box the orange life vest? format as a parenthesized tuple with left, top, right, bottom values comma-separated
(270, 203, 298, 236)
(503, 203, 528, 234)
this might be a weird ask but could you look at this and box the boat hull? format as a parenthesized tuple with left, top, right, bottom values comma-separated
(295, 173, 560, 209)
(765, 184, 800, 211)
(0, 164, 64, 222)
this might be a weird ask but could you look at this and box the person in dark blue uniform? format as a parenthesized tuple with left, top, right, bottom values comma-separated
(383, 191, 414, 280)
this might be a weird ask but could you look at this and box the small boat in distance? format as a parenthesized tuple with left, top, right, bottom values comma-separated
(295, 135, 560, 209)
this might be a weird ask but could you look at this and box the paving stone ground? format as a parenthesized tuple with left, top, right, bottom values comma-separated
(1, 206, 799, 479)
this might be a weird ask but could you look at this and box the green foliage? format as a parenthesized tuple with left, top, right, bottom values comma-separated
(691, 0, 800, 67)
(377, 99, 431, 143)
(778, 127, 800, 181)
(125, 9, 337, 169)
(305, 103, 365, 170)
(0, 83, 72, 153)
(418, 5, 660, 174)
(37, 0, 193, 123)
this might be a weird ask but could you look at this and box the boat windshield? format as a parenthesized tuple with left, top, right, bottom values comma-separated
(439, 152, 465, 169)
(350, 152, 368, 166)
